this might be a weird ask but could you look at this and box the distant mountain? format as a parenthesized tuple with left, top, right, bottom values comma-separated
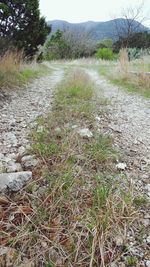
(48, 19, 149, 41)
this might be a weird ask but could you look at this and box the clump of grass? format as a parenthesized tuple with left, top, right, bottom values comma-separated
(126, 256, 137, 266)
(0, 50, 50, 89)
(112, 74, 150, 98)
(119, 48, 129, 78)
(0, 50, 23, 72)
(0, 50, 23, 88)
(114, 50, 150, 98)
(85, 134, 117, 166)
(1, 70, 139, 266)
(133, 195, 149, 208)
(56, 69, 93, 102)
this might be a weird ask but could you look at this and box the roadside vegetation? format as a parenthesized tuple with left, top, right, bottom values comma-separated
(1, 69, 146, 266)
(98, 49, 150, 98)
(0, 50, 50, 90)
(95, 48, 115, 60)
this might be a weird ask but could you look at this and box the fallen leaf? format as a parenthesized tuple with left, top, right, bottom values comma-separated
(0, 196, 9, 205)
(18, 206, 33, 215)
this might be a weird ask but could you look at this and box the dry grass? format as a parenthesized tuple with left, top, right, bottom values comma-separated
(0, 50, 49, 89)
(0, 70, 140, 266)
(118, 49, 129, 78)
(0, 50, 23, 88)
(0, 50, 23, 73)
(97, 49, 150, 98)
(116, 49, 150, 98)
(114, 51, 150, 97)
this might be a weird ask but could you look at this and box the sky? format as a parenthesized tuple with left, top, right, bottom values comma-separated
(39, 0, 150, 27)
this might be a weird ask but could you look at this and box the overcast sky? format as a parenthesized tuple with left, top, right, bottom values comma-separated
(39, 0, 150, 26)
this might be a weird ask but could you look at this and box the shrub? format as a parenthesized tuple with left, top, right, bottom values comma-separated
(127, 48, 149, 61)
(95, 48, 114, 60)
(0, 50, 48, 89)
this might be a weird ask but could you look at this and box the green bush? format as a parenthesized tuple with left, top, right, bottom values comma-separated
(95, 48, 114, 60)
(127, 48, 149, 60)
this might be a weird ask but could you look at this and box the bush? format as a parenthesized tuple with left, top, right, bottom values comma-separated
(127, 48, 149, 61)
(95, 48, 114, 60)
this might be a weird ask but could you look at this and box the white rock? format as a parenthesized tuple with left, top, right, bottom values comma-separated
(110, 263, 118, 267)
(115, 235, 124, 246)
(142, 219, 150, 227)
(146, 261, 150, 267)
(6, 162, 23, 173)
(0, 246, 10, 256)
(72, 125, 78, 129)
(5, 133, 17, 145)
(145, 184, 150, 192)
(21, 155, 38, 169)
(78, 128, 93, 138)
(146, 236, 150, 244)
(55, 127, 61, 134)
(7, 153, 17, 160)
(2, 157, 12, 163)
(37, 125, 44, 132)
(0, 153, 4, 160)
(145, 184, 150, 197)
(0, 171, 32, 191)
(116, 162, 127, 171)
(18, 146, 26, 156)
(0, 162, 5, 173)
(95, 116, 101, 122)
(10, 119, 16, 126)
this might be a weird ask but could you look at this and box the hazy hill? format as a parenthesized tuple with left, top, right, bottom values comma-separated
(48, 19, 149, 41)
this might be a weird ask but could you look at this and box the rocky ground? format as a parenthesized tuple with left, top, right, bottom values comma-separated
(0, 68, 64, 191)
(86, 69, 150, 267)
(0, 63, 150, 266)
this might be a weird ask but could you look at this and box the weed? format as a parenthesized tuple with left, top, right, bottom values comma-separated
(85, 134, 117, 165)
(133, 195, 149, 208)
(126, 256, 137, 266)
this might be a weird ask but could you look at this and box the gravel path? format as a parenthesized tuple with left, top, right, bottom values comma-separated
(86, 69, 150, 265)
(0, 62, 150, 265)
(0, 68, 64, 172)
(86, 69, 150, 188)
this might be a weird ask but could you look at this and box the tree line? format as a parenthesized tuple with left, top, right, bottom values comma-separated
(0, 0, 150, 60)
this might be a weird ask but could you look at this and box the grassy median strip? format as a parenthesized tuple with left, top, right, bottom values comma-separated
(1, 70, 141, 266)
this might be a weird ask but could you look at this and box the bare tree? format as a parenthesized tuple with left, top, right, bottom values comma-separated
(62, 28, 96, 58)
(113, 0, 148, 42)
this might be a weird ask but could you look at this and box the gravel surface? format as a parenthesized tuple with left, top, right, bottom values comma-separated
(0, 69, 63, 155)
(0, 68, 64, 176)
(86, 68, 150, 266)
(86, 69, 150, 181)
